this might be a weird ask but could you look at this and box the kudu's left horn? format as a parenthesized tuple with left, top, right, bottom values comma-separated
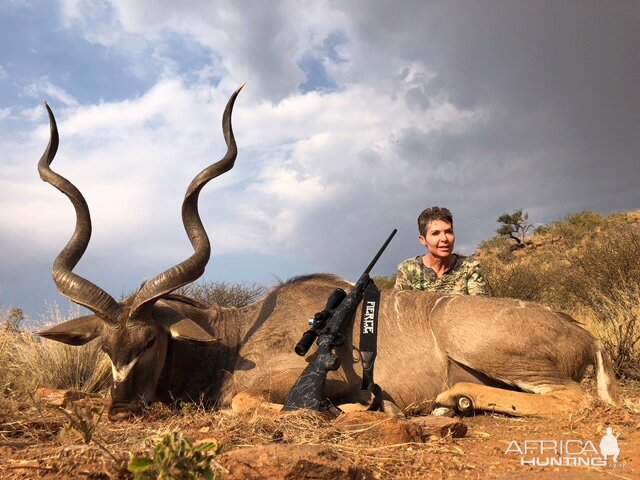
(129, 85, 244, 320)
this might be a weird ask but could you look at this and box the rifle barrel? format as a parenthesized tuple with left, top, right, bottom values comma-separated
(363, 229, 397, 275)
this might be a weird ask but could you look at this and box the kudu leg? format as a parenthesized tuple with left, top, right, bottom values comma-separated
(435, 382, 590, 417)
(229, 368, 301, 413)
(231, 391, 284, 413)
(231, 367, 363, 413)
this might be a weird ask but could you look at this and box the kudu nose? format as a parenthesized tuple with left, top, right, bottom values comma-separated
(108, 400, 144, 421)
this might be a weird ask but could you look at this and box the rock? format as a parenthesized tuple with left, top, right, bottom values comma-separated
(334, 411, 427, 444)
(431, 406, 455, 417)
(34, 388, 91, 407)
(218, 444, 360, 480)
(410, 416, 467, 439)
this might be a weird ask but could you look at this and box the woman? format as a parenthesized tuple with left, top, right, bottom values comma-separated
(394, 206, 491, 295)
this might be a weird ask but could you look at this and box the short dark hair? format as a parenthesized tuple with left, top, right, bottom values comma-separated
(418, 207, 453, 236)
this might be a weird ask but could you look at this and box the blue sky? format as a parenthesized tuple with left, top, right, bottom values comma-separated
(2, 1, 639, 323)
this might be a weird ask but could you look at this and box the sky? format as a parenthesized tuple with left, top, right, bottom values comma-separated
(1, 0, 639, 323)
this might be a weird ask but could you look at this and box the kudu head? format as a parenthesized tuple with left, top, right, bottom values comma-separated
(38, 86, 243, 419)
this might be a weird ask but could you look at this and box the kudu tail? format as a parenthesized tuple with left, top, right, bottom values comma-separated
(594, 341, 620, 404)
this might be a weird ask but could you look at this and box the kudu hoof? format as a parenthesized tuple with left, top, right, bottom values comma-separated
(455, 396, 474, 415)
(108, 401, 144, 421)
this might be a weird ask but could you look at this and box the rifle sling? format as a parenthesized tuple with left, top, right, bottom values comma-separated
(359, 280, 383, 411)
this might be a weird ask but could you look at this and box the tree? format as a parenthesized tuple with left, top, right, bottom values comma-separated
(3, 307, 24, 332)
(497, 209, 533, 248)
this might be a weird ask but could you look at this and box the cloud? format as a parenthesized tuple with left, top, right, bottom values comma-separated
(5, 68, 483, 290)
(57, 0, 352, 101)
(22, 78, 79, 108)
(3, 1, 639, 319)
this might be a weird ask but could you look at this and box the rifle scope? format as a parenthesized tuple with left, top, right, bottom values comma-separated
(294, 287, 347, 356)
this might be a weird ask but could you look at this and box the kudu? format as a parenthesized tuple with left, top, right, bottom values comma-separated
(38, 87, 618, 420)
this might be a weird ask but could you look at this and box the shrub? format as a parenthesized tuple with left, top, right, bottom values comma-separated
(4, 308, 24, 332)
(546, 210, 606, 243)
(478, 236, 514, 263)
(560, 229, 640, 308)
(483, 263, 549, 302)
(372, 275, 396, 290)
(178, 281, 266, 308)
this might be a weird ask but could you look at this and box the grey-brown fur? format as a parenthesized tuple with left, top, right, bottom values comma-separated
(149, 276, 618, 416)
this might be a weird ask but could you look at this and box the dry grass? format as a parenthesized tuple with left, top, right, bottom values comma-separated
(573, 285, 640, 379)
(0, 305, 111, 400)
(1, 382, 639, 479)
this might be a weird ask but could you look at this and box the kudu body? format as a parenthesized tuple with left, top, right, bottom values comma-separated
(38, 88, 618, 419)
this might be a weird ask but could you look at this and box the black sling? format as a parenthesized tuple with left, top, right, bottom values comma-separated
(359, 280, 384, 411)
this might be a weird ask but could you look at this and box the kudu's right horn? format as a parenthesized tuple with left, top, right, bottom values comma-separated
(38, 102, 122, 324)
(39, 85, 244, 324)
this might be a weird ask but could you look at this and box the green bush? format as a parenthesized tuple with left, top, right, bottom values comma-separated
(129, 432, 223, 480)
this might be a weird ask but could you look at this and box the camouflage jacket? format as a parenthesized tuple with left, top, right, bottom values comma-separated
(393, 254, 491, 295)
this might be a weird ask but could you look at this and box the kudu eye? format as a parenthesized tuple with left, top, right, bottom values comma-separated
(143, 336, 156, 351)
(100, 344, 111, 356)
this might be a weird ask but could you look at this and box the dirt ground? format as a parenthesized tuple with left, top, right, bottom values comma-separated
(1, 379, 638, 479)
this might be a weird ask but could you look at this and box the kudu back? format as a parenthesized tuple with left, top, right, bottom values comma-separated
(38, 88, 618, 419)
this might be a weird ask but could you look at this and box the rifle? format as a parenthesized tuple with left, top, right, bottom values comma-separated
(283, 229, 397, 411)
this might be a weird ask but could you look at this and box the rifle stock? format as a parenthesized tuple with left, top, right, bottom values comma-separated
(283, 229, 396, 411)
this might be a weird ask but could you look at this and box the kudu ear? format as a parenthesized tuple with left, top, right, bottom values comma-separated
(167, 319, 221, 345)
(38, 314, 103, 346)
(154, 303, 220, 345)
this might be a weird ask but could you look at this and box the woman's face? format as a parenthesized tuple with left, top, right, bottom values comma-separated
(419, 219, 455, 259)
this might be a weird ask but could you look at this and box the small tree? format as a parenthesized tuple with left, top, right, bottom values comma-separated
(497, 209, 533, 248)
(3, 308, 24, 332)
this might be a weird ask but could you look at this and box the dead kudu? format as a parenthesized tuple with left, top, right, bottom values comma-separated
(38, 88, 618, 420)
